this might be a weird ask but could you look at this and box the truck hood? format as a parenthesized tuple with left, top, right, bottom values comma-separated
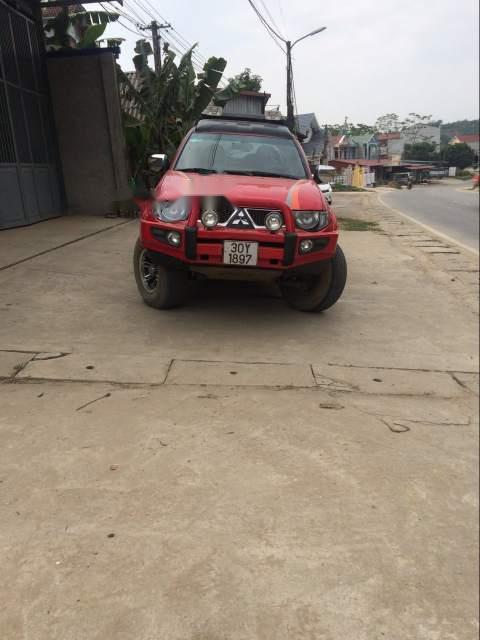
(155, 170, 327, 210)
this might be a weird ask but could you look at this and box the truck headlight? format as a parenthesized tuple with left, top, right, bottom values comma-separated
(293, 210, 329, 231)
(152, 197, 189, 222)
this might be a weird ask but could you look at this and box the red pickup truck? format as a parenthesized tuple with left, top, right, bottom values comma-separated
(134, 115, 347, 312)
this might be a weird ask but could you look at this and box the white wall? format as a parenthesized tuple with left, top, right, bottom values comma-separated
(402, 126, 441, 149)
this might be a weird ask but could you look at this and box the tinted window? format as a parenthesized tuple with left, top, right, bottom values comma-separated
(176, 132, 307, 179)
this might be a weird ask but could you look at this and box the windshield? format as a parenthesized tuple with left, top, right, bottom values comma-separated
(175, 132, 308, 180)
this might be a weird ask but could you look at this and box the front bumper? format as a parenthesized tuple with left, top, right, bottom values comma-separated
(141, 220, 338, 271)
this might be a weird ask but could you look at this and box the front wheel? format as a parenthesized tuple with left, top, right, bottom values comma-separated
(280, 245, 347, 312)
(133, 239, 188, 309)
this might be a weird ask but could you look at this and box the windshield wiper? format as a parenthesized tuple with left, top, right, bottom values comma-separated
(221, 170, 300, 180)
(178, 167, 218, 175)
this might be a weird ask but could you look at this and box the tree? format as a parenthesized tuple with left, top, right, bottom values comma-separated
(440, 119, 480, 144)
(213, 67, 263, 107)
(43, 7, 119, 50)
(225, 67, 263, 92)
(118, 41, 226, 183)
(442, 143, 475, 169)
(401, 112, 434, 143)
(403, 142, 439, 161)
(375, 113, 402, 132)
(350, 123, 375, 135)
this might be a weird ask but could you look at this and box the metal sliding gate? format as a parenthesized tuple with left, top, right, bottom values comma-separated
(0, 0, 63, 229)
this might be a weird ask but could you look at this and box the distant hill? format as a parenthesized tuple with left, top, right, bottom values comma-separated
(439, 119, 479, 144)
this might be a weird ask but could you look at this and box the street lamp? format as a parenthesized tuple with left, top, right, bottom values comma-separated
(286, 27, 326, 131)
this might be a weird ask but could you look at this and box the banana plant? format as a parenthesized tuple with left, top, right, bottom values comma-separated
(118, 40, 227, 184)
(44, 8, 119, 51)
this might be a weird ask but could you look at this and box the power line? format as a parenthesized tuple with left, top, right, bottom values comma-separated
(122, 0, 147, 23)
(245, 0, 286, 53)
(128, 0, 156, 21)
(127, 0, 211, 67)
(104, 1, 143, 28)
(117, 19, 145, 37)
(257, 0, 284, 38)
(139, 0, 202, 53)
(275, 0, 287, 33)
(127, 0, 228, 86)
(246, 0, 286, 45)
(100, 2, 146, 36)
(103, 0, 227, 86)
(130, 0, 225, 76)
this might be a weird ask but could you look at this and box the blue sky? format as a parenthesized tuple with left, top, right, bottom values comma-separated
(96, 0, 479, 125)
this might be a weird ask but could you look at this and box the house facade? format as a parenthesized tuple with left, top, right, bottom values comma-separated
(377, 132, 404, 165)
(350, 134, 379, 160)
(329, 134, 357, 160)
(376, 126, 441, 164)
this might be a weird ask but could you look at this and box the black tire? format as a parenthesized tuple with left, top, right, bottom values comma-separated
(280, 245, 347, 312)
(133, 238, 188, 309)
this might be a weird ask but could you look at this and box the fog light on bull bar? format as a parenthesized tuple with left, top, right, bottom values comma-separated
(265, 212, 283, 231)
(166, 231, 181, 247)
(201, 210, 218, 228)
(299, 239, 314, 254)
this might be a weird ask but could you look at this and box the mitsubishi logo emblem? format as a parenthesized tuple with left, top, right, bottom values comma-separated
(227, 209, 254, 229)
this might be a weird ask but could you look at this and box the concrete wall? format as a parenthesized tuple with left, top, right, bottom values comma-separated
(47, 50, 131, 215)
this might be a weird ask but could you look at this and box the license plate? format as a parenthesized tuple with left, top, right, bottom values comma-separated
(223, 240, 258, 266)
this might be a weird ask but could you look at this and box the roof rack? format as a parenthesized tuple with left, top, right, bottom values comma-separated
(200, 112, 287, 126)
(196, 116, 292, 139)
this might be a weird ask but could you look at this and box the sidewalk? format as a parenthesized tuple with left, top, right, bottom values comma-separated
(0, 215, 129, 270)
(0, 194, 478, 639)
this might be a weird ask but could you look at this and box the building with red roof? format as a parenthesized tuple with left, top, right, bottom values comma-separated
(449, 134, 479, 155)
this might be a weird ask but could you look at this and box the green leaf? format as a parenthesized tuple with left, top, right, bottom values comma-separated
(78, 23, 107, 48)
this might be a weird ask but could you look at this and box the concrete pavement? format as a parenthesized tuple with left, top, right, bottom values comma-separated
(0, 193, 478, 639)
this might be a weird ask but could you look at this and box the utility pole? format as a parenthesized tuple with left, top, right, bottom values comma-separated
(286, 41, 294, 132)
(142, 21, 171, 75)
(283, 28, 326, 132)
(151, 21, 161, 74)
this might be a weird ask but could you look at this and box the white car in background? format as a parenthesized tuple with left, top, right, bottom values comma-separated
(314, 164, 335, 205)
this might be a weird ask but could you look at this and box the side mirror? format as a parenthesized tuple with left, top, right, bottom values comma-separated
(148, 153, 169, 174)
(312, 166, 321, 184)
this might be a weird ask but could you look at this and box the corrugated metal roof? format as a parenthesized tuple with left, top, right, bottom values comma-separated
(376, 132, 401, 141)
(331, 159, 383, 167)
(295, 113, 319, 136)
(329, 135, 343, 146)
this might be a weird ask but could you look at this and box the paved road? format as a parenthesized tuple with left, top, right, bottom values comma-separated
(381, 180, 479, 252)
